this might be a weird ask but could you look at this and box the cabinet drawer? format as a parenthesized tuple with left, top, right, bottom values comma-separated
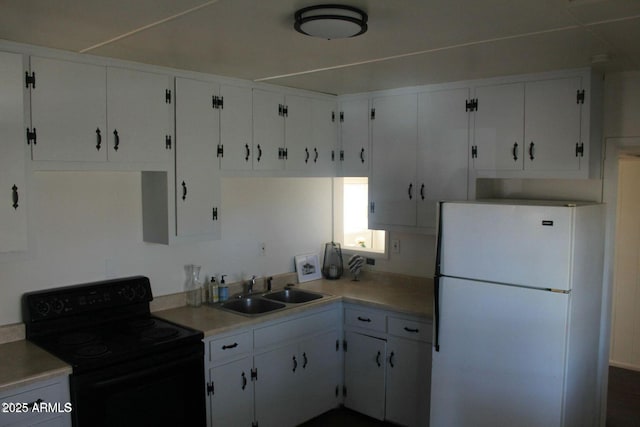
(254, 308, 338, 350)
(344, 307, 386, 333)
(209, 331, 253, 363)
(388, 316, 432, 342)
(0, 378, 69, 426)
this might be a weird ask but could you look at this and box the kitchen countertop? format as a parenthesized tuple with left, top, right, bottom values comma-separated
(0, 340, 72, 393)
(155, 272, 434, 337)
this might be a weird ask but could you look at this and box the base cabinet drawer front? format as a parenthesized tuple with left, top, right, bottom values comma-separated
(388, 316, 432, 343)
(209, 331, 252, 364)
(254, 307, 338, 350)
(344, 307, 386, 333)
(0, 376, 71, 427)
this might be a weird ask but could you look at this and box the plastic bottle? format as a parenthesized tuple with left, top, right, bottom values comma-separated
(210, 277, 219, 304)
(219, 275, 229, 302)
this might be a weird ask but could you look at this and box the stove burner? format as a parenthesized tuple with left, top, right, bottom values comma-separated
(141, 327, 180, 341)
(129, 318, 157, 329)
(75, 344, 110, 358)
(59, 332, 99, 347)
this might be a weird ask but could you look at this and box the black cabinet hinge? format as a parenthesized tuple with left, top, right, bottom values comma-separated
(370, 108, 375, 120)
(576, 89, 585, 104)
(212, 95, 224, 109)
(165, 89, 172, 104)
(335, 385, 339, 397)
(340, 111, 344, 122)
(26, 128, 37, 145)
(369, 202, 375, 214)
(207, 381, 214, 396)
(471, 145, 478, 159)
(466, 98, 478, 112)
(340, 150, 345, 161)
(212, 207, 218, 221)
(343, 385, 347, 397)
(343, 339, 348, 352)
(217, 144, 224, 158)
(251, 368, 258, 381)
(165, 135, 172, 150)
(283, 104, 288, 117)
(331, 111, 336, 122)
(335, 339, 340, 351)
(575, 142, 585, 157)
(25, 71, 36, 88)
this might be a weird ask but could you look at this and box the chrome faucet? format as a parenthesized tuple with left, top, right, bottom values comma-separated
(247, 275, 256, 294)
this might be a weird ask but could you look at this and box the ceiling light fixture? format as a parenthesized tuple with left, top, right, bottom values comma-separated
(294, 4, 368, 40)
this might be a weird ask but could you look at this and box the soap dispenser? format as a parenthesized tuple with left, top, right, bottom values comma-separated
(210, 277, 219, 304)
(219, 275, 229, 302)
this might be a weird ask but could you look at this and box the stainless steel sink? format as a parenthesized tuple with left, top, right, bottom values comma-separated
(219, 297, 286, 316)
(263, 288, 323, 304)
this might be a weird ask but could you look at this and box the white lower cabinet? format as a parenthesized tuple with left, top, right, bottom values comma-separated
(343, 306, 432, 427)
(0, 375, 71, 427)
(208, 356, 254, 427)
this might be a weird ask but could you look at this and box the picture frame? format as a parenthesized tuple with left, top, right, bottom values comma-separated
(294, 253, 322, 283)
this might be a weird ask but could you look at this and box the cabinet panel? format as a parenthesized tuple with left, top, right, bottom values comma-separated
(344, 306, 386, 333)
(220, 84, 253, 171)
(369, 93, 418, 227)
(0, 51, 28, 253)
(174, 77, 220, 238)
(388, 316, 432, 343)
(339, 98, 369, 176)
(30, 56, 107, 162)
(310, 97, 338, 174)
(343, 330, 386, 420)
(209, 357, 254, 427)
(252, 89, 284, 170)
(0, 376, 70, 427)
(209, 330, 252, 364)
(284, 95, 313, 171)
(107, 67, 172, 164)
(472, 82, 524, 171)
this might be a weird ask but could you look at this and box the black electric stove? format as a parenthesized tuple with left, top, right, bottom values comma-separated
(23, 276, 206, 427)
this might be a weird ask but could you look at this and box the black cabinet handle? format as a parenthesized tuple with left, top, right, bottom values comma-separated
(257, 144, 262, 162)
(408, 183, 413, 200)
(181, 181, 187, 201)
(512, 142, 518, 161)
(241, 372, 247, 390)
(360, 148, 365, 163)
(305, 147, 310, 163)
(313, 147, 318, 163)
(12, 185, 19, 209)
(245, 144, 250, 162)
(376, 351, 381, 367)
(292, 355, 297, 372)
(357, 316, 371, 322)
(404, 327, 420, 333)
(389, 351, 395, 368)
(222, 342, 238, 350)
(113, 130, 120, 151)
(529, 142, 535, 160)
(96, 128, 102, 151)
(420, 184, 425, 200)
(302, 352, 308, 369)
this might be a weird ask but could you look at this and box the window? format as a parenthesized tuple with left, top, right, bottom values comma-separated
(333, 177, 386, 255)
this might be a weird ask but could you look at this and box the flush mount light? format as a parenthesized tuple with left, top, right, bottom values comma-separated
(294, 4, 368, 39)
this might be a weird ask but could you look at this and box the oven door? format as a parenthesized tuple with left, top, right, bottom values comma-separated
(70, 343, 205, 427)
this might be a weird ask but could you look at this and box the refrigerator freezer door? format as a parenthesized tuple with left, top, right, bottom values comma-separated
(440, 202, 574, 290)
(431, 277, 569, 427)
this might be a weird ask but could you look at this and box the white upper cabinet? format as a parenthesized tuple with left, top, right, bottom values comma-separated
(309, 97, 338, 175)
(106, 67, 173, 164)
(252, 89, 286, 171)
(0, 51, 28, 253)
(283, 94, 313, 171)
(29, 57, 172, 166)
(219, 84, 253, 171)
(339, 97, 370, 176)
(29, 57, 107, 162)
(174, 77, 221, 239)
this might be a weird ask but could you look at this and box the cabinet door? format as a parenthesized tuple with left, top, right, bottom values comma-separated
(298, 330, 341, 423)
(343, 331, 386, 420)
(209, 357, 254, 427)
(309, 98, 338, 174)
(220, 84, 253, 171)
(524, 77, 583, 172)
(386, 337, 431, 427)
(0, 51, 28, 253)
(369, 93, 418, 227)
(254, 343, 299, 427)
(107, 67, 172, 164)
(339, 98, 369, 176)
(252, 89, 284, 170)
(174, 78, 221, 239)
(472, 82, 524, 171)
(30, 57, 107, 162)
(283, 94, 313, 171)
(417, 88, 470, 229)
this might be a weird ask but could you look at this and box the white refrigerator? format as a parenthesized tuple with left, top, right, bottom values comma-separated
(430, 200, 605, 427)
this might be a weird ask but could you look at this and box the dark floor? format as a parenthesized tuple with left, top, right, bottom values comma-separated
(299, 366, 640, 427)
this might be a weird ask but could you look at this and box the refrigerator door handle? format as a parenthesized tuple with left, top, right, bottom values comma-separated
(433, 201, 444, 352)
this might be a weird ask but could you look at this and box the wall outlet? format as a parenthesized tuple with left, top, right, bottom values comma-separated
(391, 239, 400, 254)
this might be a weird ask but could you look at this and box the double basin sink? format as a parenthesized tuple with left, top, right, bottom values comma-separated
(216, 288, 324, 316)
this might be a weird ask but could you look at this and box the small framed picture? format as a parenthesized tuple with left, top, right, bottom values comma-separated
(295, 253, 322, 283)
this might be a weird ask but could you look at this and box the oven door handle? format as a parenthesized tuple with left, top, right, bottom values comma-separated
(90, 352, 202, 388)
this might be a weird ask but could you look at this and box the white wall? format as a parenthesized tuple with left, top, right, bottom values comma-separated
(0, 175, 333, 325)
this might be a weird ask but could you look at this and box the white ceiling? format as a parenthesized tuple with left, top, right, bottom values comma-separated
(1, 0, 639, 94)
